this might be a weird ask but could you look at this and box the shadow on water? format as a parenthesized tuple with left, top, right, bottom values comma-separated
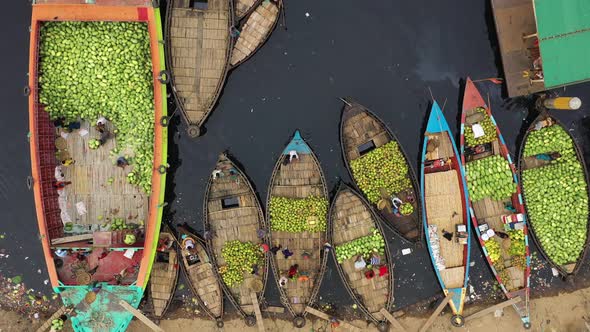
(483, 0, 507, 98)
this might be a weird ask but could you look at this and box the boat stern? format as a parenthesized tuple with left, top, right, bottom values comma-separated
(57, 284, 143, 332)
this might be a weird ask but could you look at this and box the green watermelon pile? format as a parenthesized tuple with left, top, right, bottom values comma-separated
(350, 141, 411, 204)
(220, 240, 263, 287)
(269, 196, 328, 232)
(38, 21, 156, 193)
(464, 107, 497, 146)
(522, 124, 588, 265)
(335, 229, 385, 264)
(465, 155, 516, 201)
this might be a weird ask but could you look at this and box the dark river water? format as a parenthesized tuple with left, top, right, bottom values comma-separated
(2, 0, 589, 318)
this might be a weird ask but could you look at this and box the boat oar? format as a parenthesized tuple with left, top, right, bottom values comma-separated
(472, 77, 503, 84)
(118, 300, 164, 332)
(419, 293, 453, 332)
(464, 297, 522, 323)
(280, 0, 287, 30)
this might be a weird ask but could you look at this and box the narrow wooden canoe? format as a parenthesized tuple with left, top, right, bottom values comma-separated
(204, 152, 268, 324)
(328, 183, 394, 330)
(518, 112, 590, 277)
(165, 0, 233, 137)
(460, 78, 531, 328)
(235, 0, 261, 20)
(29, 3, 167, 331)
(339, 98, 423, 243)
(177, 225, 224, 327)
(230, 0, 282, 68)
(420, 101, 471, 327)
(267, 130, 329, 328)
(149, 224, 180, 320)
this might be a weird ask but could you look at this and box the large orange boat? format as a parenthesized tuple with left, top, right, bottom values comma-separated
(28, 1, 167, 331)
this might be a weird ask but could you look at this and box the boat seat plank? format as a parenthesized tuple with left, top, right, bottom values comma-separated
(439, 266, 465, 289)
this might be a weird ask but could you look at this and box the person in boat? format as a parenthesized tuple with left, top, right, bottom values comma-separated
(282, 247, 294, 259)
(354, 255, 366, 271)
(53, 117, 66, 129)
(535, 152, 561, 161)
(181, 235, 195, 251)
(378, 265, 389, 277)
(283, 150, 299, 165)
(288, 264, 299, 279)
(96, 116, 108, 132)
(157, 237, 173, 252)
(370, 252, 381, 266)
(364, 269, 375, 279)
(251, 264, 259, 275)
(279, 275, 288, 288)
(54, 181, 72, 190)
(116, 156, 129, 168)
(270, 243, 282, 255)
(54, 249, 68, 258)
(98, 129, 111, 146)
(212, 169, 223, 179)
(298, 272, 310, 282)
(65, 120, 81, 133)
(259, 243, 270, 253)
(533, 117, 554, 131)
(61, 158, 75, 167)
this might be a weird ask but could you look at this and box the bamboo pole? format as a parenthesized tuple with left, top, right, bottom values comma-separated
(305, 307, 362, 332)
(118, 300, 164, 332)
(465, 297, 521, 322)
(419, 293, 454, 332)
(379, 308, 408, 332)
(249, 292, 266, 332)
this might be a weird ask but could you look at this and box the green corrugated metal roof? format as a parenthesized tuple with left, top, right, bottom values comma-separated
(534, 0, 590, 87)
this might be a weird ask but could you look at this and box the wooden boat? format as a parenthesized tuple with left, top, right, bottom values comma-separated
(420, 101, 471, 327)
(177, 224, 225, 327)
(203, 152, 268, 325)
(165, 0, 233, 137)
(267, 130, 329, 328)
(328, 183, 393, 331)
(149, 224, 180, 320)
(28, 2, 167, 331)
(230, 0, 282, 68)
(339, 98, 423, 243)
(460, 78, 531, 328)
(234, 0, 261, 20)
(518, 112, 590, 278)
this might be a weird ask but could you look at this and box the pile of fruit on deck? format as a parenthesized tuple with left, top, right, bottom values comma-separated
(522, 124, 588, 265)
(38, 21, 155, 193)
(335, 229, 385, 264)
(220, 240, 263, 287)
(484, 229, 526, 290)
(350, 141, 412, 204)
(464, 107, 497, 146)
(269, 196, 328, 232)
(465, 155, 516, 201)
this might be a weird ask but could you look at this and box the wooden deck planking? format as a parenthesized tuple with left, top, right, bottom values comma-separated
(342, 109, 391, 162)
(235, 0, 258, 18)
(59, 122, 148, 228)
(150, 237, 178, 318)
(231, 0, 280, 66)
(206, 155, 265, 309)
(269, 152, 326, 315)
(332, 190, 390, 314)
(168, 0, 230, 126)
(180, 235, 223, 318)
(424, 170, 466, 283)
(425, 132, 454, 161)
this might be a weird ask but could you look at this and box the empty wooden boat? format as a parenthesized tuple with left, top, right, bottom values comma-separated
(204, 152, 268, 325)
(267, 130, 329, 328)
(339, 98, 422, 243)
(420, 101, 471, 327)
(235, 0, 260, 20)
(165, 0, 233, 137)
(460, 78, 530, 328)
(518, 112, 590, 278)
(230, 0, 282, 68)
(177, 225, 224, 327)
(329, 183, 394, 331)
(150, 224, 180, 320)
(29, 2, 168, 331)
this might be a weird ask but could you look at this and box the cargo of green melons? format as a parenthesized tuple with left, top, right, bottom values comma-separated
(350, 141, 412, 204)
(220, 240, 264, 287)
(335, 229, 385, 264)
(38, 21, 155, 193)
(464, 107, 497, 146)
(522, 125, 588, 265)
(269, 196, 328, 232)
(465, 155, 516, 202)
